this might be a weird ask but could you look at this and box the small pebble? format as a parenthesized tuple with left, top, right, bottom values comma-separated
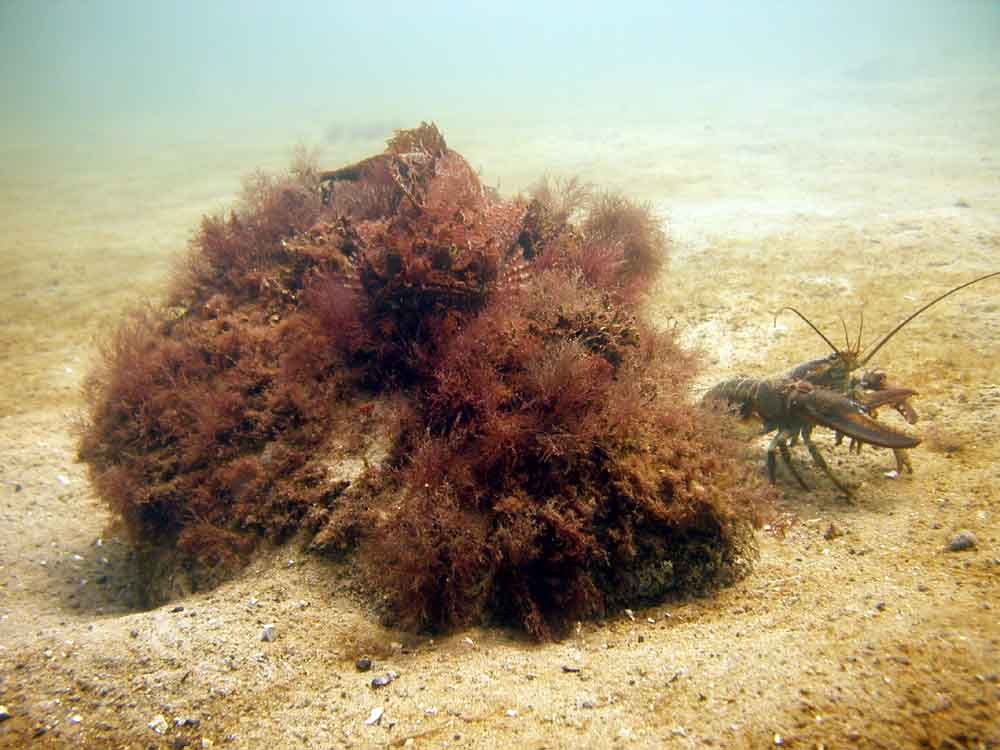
(0, 705, 11, 722)
(823, 523, 842, 540)
(67, 714, 82, 724)
(260, 624, 276, 642)
(561, 665, 581, 673)
(947, 531, 977, 552)
(149, 714, 168, 734)
(171, 605, 185, 613)
(364, 707, 384, 726)
(928, 695, 952, 713)
(356, 657, 372, 672)
(371, 671, 398, 689)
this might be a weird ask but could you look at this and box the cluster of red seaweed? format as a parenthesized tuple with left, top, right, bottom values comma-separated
(79, 124, 772, 637)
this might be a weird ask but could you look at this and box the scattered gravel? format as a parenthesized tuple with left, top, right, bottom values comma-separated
(947, 531, 977, 552)
(576, 694, 597, 709)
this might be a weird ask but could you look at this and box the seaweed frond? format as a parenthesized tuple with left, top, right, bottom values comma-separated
(386, 121, 447, 156)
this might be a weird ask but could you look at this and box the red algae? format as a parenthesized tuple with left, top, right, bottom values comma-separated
(78, 123, 774, 636)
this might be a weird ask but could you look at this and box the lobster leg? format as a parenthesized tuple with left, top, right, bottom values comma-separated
(892, 448, 913, 476)
(801, 427, 853, 496)
(769, 429, 810, 490)
(765, 434, 780, 483)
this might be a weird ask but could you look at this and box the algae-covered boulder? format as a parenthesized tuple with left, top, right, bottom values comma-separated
(79, 123, 773, 637)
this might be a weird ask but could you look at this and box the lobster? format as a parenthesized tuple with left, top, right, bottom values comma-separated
(704, 271, 999, 495)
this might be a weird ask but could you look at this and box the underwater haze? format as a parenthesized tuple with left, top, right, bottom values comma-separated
(2, 1, 999, 147)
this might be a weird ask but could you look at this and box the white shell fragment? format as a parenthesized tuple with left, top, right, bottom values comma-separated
(148, 714, 168, 734)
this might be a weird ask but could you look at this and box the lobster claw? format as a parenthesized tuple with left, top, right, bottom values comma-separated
(858, 385, 920, 425)
(789, 383, 921, 449)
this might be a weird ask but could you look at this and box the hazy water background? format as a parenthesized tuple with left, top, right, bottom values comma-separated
(1, 0, 999, 415)
(3, 1, 999, 147)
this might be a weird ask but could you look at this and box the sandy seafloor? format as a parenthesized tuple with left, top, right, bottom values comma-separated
(1, 71, 999, 749)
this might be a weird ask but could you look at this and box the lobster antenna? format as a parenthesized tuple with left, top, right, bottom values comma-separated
(775, 306, 840, 355)
(838, 315, 851, 353)
(856, 311, 865, 356)
(861, 271, 1000, 365)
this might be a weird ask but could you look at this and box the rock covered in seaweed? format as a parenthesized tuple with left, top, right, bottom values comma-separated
(78, 123, 774, 636)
